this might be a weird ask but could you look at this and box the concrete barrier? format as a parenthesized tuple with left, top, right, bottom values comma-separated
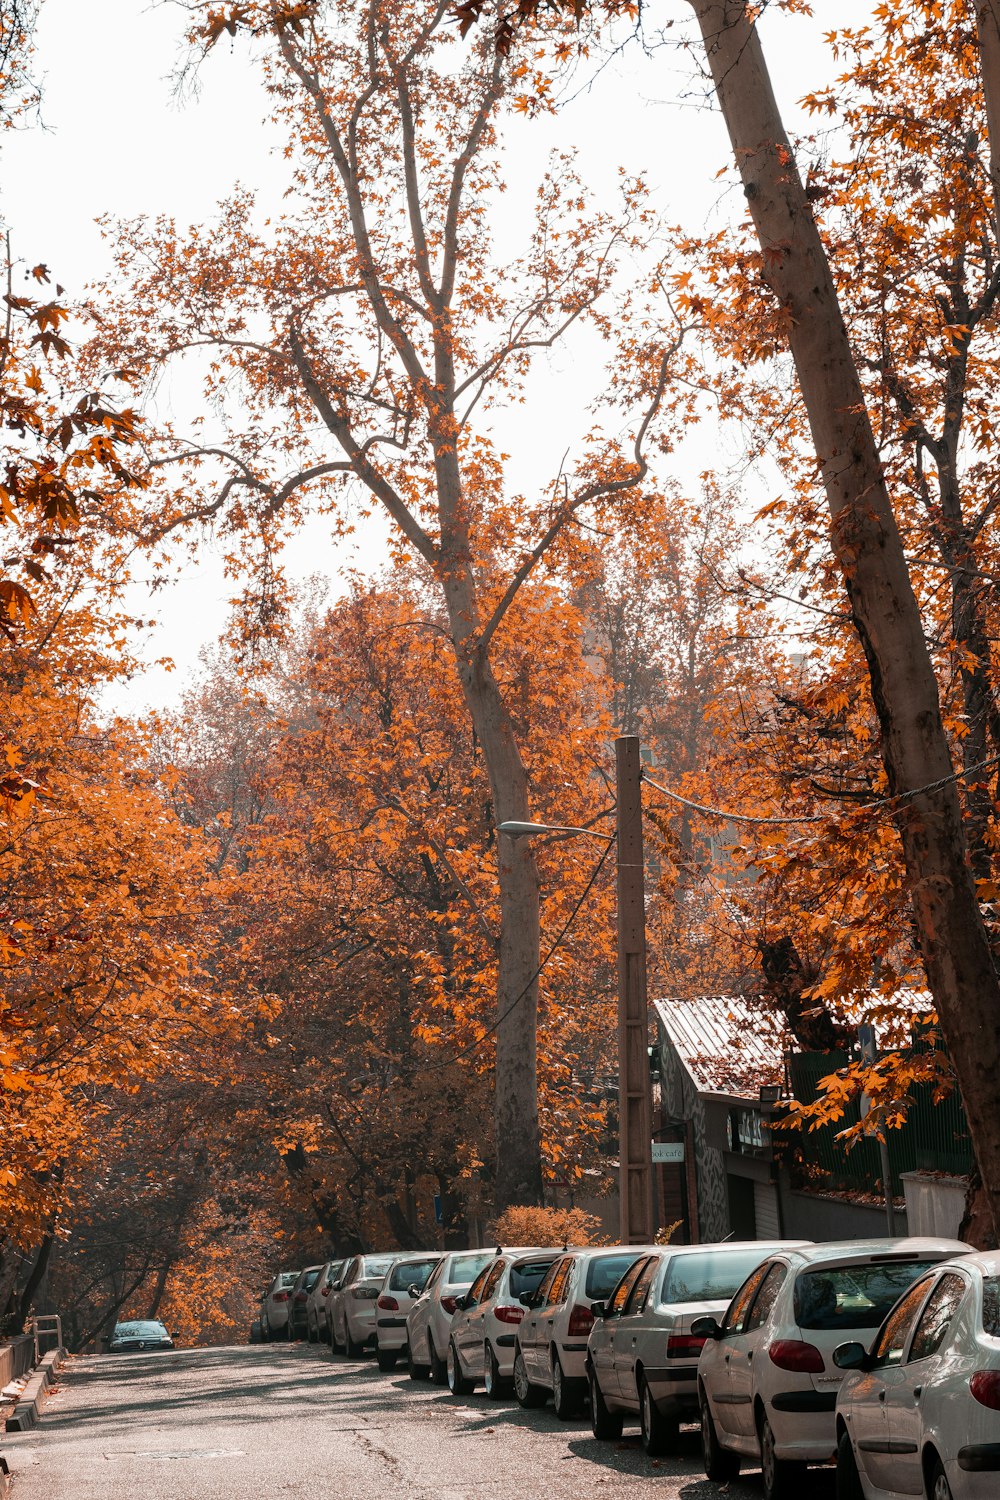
(6, 1347, 65, 1432)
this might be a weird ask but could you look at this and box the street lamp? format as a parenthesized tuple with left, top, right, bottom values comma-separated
(498, 735, 655, 1246)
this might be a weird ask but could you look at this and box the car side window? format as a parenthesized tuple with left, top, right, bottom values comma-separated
(871, 1278, 934, 1368)
(607, 1257, 647, 1316)
(343, 1259, 358, 1286)
(744, 1264, 787, 1334)
(481, 1261, 506, 1303)
(908, 1273, 967, 1363)
(424, 1260, 443, 1292)
(623, 1256, 660, 1316)
(534, 1260, 561, 1306)
(466, 1265, 494, 1308)
(722, 1263, 772, 1334)
(547, 1258, 573, 1307)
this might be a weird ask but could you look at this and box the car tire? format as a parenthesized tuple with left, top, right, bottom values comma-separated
(639, 1376, 679, 1457)
(447, 1338, 475, 1396)
(306, 1318, 316, 1344)
(330, 1316, 345, 1355)
(345, 1324, 366, 1359)
(836, 1430, 865, 1500)
(551, 1353, 583, 1420)
(700, 1394, 740, 1483)
(513, 1347, 547, 1409)
(376, 1346, 398, 1372)
(429, 1336, 447, 1386)
(589, 1368, 624, 1441)
(929, 1456, 954, 1500)
(759, 1410, 805, 1500)
(406, 1339, 431, 1381)
(483, 1341, 510, 1400)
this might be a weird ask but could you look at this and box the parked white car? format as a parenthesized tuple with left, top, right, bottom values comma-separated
(696, 1237, 970, 1500)
(447, 1249, 559, 1399)
(375, 1253, 442, 1371)
(406, 1248, 494, 1384)
(586, 1240, 804, 1454)
(514, 1246, 654, 1418)
(835, 1250, 1000, 1500)
(329, 1253, 398, 1357)
(261, 1269, 300, 1339)
(306, 1258, 344, 1343)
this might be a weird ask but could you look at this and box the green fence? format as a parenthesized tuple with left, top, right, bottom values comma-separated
(787, 1050, 973, 1197)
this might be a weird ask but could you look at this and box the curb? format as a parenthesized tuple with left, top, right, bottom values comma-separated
(5, 1349, 65, 1433)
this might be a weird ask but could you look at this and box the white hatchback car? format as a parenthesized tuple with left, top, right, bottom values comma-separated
(447, 1249, 559, 1399)
(406, 1248, 494, 1384)
(514, 1246, 654, 1418)
(329, 1252, 398, 1357)
(835, 1250, 1000, 1500)
(696, 1237, 970, 1500)
(261, 1269, 300, 1339)
(587, 1240, 804, 1454)
(375, 1253, 442, 1371)
(306, 1258, 344, 1343)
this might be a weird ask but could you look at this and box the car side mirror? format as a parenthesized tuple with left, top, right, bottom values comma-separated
(833, 1341, 871, 1372)
(590, 1300, 606, 1320)
(690, 1315, 723, 1341)
(408, 1285, 423, 1300)
(518, 1291, 535, 1308)
(455, 1293, 470, 1311)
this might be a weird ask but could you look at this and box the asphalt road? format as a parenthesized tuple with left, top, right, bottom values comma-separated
(2, 1342, 838, 1499)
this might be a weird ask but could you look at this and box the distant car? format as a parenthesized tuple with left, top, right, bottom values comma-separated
(329, 1253, 398, 1357)
(375, 1254, 442, 1371)
(261, 1270, 301, 1340)
(406, 1248, 494, 1383)
(835, 1249, 1000, 1500)
(307, 1259, 345, 1343)
(514, 1246, 655, 1418)
(287, 1265, 323, 1340)
(447, 1249, 559, 1399)
(106, 1320, 174, 1352)
(695, 1237, 971, 1500)
(586, 1240, 806, 1455)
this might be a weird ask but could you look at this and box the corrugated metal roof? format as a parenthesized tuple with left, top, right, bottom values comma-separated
(653, 994, 787, 1097)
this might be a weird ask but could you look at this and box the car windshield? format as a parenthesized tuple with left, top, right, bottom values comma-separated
(448, 1252, 492, 1285)
(794, 1259, 941, 1331)
(389, 1259, 438, 1292)
(301, 1269, 321, 1290)
(586, 1252, 644, 1300)
(510, 1259, 556, 1297)
(662, 1249, 773, 1304)
(114, 1322, 167, 1337)
(362, 1257, 394, 1278)
(277, 1272, 299, 1288)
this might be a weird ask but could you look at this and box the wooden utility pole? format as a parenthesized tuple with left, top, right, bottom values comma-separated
(615, 736, 654, 1244)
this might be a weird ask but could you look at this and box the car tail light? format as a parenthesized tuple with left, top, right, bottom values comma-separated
(768, 1340, 825, 1374)
(274, 1291, 290, 1302)
(971, 1371, 1000, 1410)
(351, 1286, 377, 1301)
(377, 1295, 399, 1311)
(493, 1305, 524, 1325)
(667, 1334, 707, 1360)
(567, 1304, 595, 1337)
(441, 1295, 459, 1315)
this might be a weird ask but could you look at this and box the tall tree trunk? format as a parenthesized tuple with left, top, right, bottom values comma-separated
(690, 0, 1000, 1239)
(975, 1, 1000, 227)
(17, 1235, 53, 1325)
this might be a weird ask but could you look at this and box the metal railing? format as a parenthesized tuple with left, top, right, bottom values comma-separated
(30, 1315, 63, 1362)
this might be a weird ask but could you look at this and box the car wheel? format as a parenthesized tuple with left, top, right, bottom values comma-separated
(552, 1353, 583, 1420)
(639, 1376, 679, 1457)
(345, 1322, 366, 1359)
(836, 1430, 865, 1500)
(406, 1339, 431, 1382)
(929, 1456, 953, 1500)
(330, 1316, 345, 1355)
(447, 1338, 474, 1396)
(376, 1346, 398, 1372)
(428, 1336, 447, 1386)
(483, 1341, 510, 1400)
(759, 1410, 805, 1500)
(589, 1368, 624, 1441)
(513, 1347, 547, 1409)
(700, 1394, 740, 1483)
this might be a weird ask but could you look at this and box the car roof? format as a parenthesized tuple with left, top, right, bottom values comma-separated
(392, 1252, 442, 1265)
(932, 1250, 1000, 1276)
(657, 1239, 810, 1257)
(776, 1237, 971, 1267)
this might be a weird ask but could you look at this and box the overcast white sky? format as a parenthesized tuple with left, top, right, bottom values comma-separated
(3, 0, 875, 713)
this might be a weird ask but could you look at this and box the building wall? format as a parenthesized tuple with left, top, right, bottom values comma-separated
(659, 1029, 729, 1241)
(779, 1184, 908, 1242)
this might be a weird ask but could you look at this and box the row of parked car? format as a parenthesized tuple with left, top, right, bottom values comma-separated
(255, 1233, 1000, 1500)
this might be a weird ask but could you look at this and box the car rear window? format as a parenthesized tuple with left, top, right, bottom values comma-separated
(362, 1257, 394, 1278)
(586, 1252, 644, 1300)
(278, 1272, 299, 1287)
(389, 1259, 438, 1292)
(448, 1252, 492, 1285)
(662, 1249, 772, 1303)
(794, 1259, 941, 1331)
(510, 1258, 557, 1297)
(301, 1269, 321, 1290)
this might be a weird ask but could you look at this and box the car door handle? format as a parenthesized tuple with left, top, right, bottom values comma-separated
(746, 1351, 753, 1361)
(878, 1390, 886, 1403)
(913, 1387, 922, 1401)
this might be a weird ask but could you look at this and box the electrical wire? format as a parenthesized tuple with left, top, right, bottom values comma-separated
(642, 752, 1000, 829)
